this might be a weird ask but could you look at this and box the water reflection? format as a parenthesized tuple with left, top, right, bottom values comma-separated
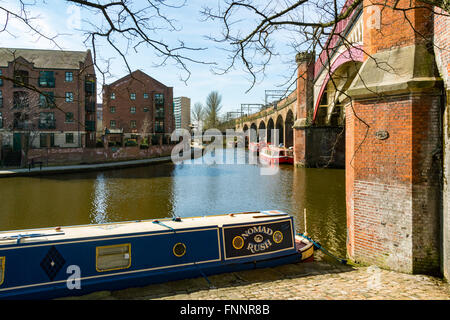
(0, 152, 346, 259)
(90, 173, 109, 224)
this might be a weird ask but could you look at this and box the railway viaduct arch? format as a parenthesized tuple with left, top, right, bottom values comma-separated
(235, 0, 450, 279)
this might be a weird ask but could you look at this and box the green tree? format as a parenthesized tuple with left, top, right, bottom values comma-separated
(204, 91, 222, 129)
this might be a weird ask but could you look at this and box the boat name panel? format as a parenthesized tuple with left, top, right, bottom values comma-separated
(223, 220, 294, 259)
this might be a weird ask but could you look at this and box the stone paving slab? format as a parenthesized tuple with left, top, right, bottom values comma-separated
(62, 254, 450, 300)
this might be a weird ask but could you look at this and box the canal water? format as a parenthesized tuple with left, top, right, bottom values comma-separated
(0, 150, 346, 258)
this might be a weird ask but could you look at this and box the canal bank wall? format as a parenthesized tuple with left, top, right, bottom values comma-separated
(0, 155, 173, 178)
(26, 144, 174, 166)
(0, 146, 206, 178)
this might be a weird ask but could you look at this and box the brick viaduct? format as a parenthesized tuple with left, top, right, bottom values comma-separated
(236, 0, 450, 279)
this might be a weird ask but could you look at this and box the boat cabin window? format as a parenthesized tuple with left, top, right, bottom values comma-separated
(0, 257, 4, 286)
(96, 244, 131, 272)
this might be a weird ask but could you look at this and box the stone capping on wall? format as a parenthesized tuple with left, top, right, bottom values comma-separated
(292, 118, 309, 129)
(346, 44, 443, 99)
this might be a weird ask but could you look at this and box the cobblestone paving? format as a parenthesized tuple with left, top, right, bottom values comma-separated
(63, 253, 450, 300)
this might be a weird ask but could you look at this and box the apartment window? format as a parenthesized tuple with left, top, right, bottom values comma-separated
(13, 91, 29, 108)
(39, 112, 56, 129)
(13, 70, 29, 87)
(40, 133, 55, 148)
(65, 133, 74, 144)
(130, 120, 137, 129)
(143, 107, 149, 112)
(110, 120, 116, 128)
(110, 93, 115, 100)
(155, 107, 164, 119)
(130, 93, 136, 100)
(65, 112, 74, 123)
(39, 92, 55, 108)
(0, 112, 2, 129)
(0, 70, 3, 86)
(143, 93, 149, 99)
(39, 71, 55, 87)
(0, 90, 2, 108)
(155, 121, 164, 133)
(13, 112, 29, 129)
(130, 106, 136, 114)
(110, 106, 116, 113)
(65, 92, 74, 102)
(65, 72, 73, 82)
(154, 93, 164, 105)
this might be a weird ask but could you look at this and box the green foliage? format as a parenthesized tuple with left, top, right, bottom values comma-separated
(96, 139, 104, 148)
(204, 91, 222, 130)
(125, 138, 138, 147)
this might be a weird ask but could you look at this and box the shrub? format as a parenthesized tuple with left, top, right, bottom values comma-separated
(125, 139, 138, 147)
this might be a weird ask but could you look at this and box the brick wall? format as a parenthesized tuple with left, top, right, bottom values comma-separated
(27, 144, 174, 166)
(346, 94, 441, 274)
(363, 0, 433, 56)
(434, 7, 450, 279)
(293, 52, 314, 166)
(103, 70, 174, 136)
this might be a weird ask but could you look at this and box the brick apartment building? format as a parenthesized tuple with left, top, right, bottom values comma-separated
(0, 48, 97, 156)
(102, 70, 174, 143)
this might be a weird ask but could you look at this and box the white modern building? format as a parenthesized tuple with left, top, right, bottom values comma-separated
(173, 96, 191, 130)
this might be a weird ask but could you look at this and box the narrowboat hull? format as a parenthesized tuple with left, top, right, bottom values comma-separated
(259, 151, 294, 165)
(0, 211, 313, 300)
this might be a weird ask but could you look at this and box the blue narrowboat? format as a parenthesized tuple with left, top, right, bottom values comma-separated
(0, 210, 314, 300)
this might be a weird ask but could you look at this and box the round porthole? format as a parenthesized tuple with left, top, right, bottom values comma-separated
(232, 236, 244, 250)
(273, 231, 283, 244)
(173, 242, 186, 257)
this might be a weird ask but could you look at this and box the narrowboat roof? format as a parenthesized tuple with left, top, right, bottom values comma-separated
(0, 210, 291, 246)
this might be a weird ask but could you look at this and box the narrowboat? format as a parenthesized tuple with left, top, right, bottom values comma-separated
(259, 145, 294, 165)
(0, 210, 313, 300)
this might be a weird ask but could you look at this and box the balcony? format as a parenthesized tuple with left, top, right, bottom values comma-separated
(13, 70, 29, 88)
(85, 99, 96, 113)
(38, 121, 56, 130)
(155, 109, 164, 119)
(85, 79, 95, 95)
(85, 120, 96, 132)
(154, 94, 164, 106)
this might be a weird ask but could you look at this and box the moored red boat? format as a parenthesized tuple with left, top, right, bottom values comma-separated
(259, 144, 294, 165)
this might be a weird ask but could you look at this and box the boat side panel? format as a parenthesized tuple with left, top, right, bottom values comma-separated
(0, 227, 221, 297)
(221, 218, 297, 262)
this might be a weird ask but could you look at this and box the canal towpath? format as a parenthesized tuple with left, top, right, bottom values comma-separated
(0, 155, 173, 178)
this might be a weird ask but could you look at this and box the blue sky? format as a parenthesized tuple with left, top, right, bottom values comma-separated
(0, 0, 300, 115)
